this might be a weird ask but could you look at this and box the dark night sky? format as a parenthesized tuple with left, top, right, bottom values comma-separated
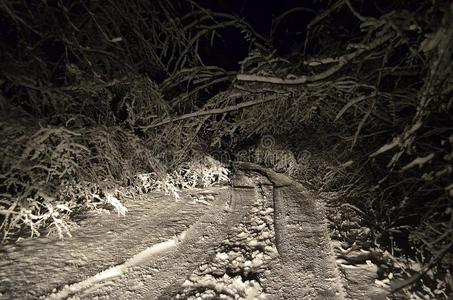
(195, 0, 329, 69)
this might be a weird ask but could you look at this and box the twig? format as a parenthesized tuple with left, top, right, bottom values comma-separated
(351, 98, 376, 150)
(307, 0, 346, 31)
(390, 242, 453, 293)
(304, 0, 346, 54)
(0, 0, 42, 36)
(345, 0, 376, 22)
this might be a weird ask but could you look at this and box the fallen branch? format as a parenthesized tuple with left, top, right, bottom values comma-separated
(237, 32, 394, 85)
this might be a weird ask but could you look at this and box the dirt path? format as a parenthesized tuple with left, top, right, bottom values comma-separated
(0, 167, 378, 299)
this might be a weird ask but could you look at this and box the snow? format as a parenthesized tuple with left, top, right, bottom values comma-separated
(45, 230, 187, 299)
(175, 182, 278, 300)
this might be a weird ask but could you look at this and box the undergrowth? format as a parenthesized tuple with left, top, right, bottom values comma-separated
(0, 116, 229, 241)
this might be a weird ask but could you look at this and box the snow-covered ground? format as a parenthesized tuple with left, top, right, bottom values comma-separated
(174, 182, 278, 299)
(0, 169, 389, 299)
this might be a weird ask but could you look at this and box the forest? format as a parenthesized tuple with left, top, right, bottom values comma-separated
(0, 0, 452, 298)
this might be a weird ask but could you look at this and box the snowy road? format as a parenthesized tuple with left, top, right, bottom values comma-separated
(0, 165, 380, 299)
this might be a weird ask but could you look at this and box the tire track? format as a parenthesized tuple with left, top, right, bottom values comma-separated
(74, 173, 258, 299)
(234, 162, 346, 299)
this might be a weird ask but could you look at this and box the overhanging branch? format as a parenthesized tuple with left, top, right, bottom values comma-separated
(141, 93, 289, 130)
(237, 32, 395, 85)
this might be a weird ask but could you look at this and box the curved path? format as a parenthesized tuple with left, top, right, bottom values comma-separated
(0, 166, 349, 299)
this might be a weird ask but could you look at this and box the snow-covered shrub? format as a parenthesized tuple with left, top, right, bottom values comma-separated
(130, 154, 230, 200)
(0, 122, 152, 241)
(0, 123, 89, 240)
